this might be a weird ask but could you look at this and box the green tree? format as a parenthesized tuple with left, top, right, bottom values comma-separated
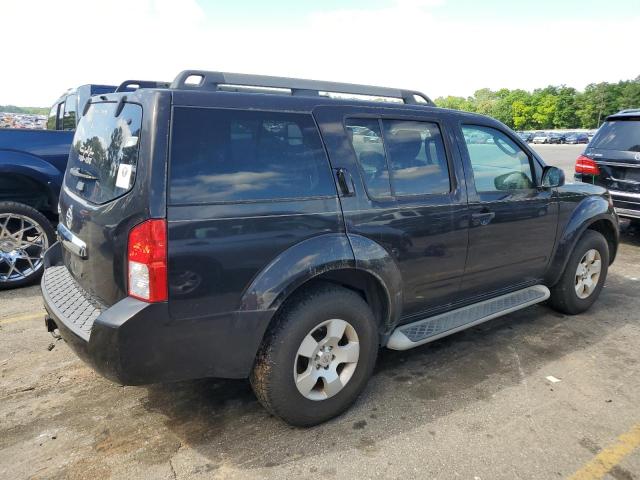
(553, 86, 577, 128)
(433, 75, 639, 129)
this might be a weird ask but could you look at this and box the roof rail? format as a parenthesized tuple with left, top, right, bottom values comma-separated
(115, 80, 170, 93)
(616, 108, 640, 114)
(170, 70, 434, 106)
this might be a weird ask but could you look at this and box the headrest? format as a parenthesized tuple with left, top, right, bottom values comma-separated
(359, 151, 386, 171)
(389, 129, 422, 160)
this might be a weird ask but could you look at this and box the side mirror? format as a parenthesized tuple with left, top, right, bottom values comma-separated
(541, 166, 565, 188)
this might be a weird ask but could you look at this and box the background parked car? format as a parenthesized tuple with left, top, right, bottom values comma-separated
(532, 132, 551, 144)
(548, 132, 566, 144)
(575, 109, 640, 222)
(516, 131, 532, 142)
(0, 80, 168, 289)
(565, 132, 589, 144)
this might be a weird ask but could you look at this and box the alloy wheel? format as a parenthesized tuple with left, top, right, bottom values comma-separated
(0, 214, 49, 283)
(293, 318, 360, 401)
(575, 248, 602, 299)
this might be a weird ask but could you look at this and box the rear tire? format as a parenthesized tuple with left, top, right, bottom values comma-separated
(0, 202, 55, 289)
(250, 283, 378, 427)
(548, 230, 609, 315)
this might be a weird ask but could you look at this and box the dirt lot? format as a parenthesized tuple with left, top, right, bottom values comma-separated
(2, 145, 639, 479)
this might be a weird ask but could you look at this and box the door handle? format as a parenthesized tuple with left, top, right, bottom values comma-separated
(471, 211, 495, 226)
(334, 168, 355, 197)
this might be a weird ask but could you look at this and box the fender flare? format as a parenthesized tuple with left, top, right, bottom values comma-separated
(348, 233, 403, 332)
(0, 150, 63, 209)
(545, 196, 618, 286)
(238, 233, 403, 334)
(239, 233, 356, 312)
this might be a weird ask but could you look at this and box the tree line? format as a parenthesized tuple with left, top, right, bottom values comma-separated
(0, 105, 49, 115)
(434, 76, 640, 130)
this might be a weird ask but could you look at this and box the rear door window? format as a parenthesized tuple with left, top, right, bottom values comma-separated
(590, 120, 640, 152)
(382, 120, 451, 196)
(66, 102, 142, 204)
(345, 118, 451, 198)
(345, 119, 391, 198)
(46, 103, 59, 130)
(62, 94, 77, 130)
(169, 108, 336, 204)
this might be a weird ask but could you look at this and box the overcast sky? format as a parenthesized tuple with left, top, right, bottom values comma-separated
(2, 0, 638, 107)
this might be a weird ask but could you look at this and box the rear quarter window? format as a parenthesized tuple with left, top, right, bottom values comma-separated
(65, 102, 142, 204)
(169, 108, 336, 204)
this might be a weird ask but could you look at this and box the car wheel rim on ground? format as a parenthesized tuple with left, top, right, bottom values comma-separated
(575, 248, 601, 299)
(0, 214, 49, 283)
(293, 318, 360, 401)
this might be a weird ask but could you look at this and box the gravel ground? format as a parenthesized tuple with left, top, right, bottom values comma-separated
(1, 144, 639, 480)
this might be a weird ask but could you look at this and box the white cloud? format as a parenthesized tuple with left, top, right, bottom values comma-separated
(1, 0, 638, 106)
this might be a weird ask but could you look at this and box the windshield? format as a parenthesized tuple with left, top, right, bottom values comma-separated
(590, 120, 640, 152)
(65, 102, 142, 204)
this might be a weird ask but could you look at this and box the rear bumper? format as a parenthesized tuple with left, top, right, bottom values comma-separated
(609, 190, 640, 219)
(41, 242, 273, 385)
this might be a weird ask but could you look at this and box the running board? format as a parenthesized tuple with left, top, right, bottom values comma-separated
(386, 285, 550, 350)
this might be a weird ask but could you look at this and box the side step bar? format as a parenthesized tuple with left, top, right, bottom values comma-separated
(386, 285, 550, 350)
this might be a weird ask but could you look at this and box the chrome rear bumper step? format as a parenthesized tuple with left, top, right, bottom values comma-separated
(386, 285, 550, 350)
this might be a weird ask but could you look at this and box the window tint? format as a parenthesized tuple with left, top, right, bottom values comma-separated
(46, 103, 58, 130)
(170, 108, 335, 203)
(66, 102, 142, 204)
(382, 120, 450, 196)
(462, 125, 534, 192)
(62, 94, 77, 130)
(590, 120, 640, 152)
(57, 101, 65, 127)
(345, 119, 391, 197)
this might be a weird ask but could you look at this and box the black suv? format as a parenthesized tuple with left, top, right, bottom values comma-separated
(575, 109, 640, 221)
(41, 70, 619, 426)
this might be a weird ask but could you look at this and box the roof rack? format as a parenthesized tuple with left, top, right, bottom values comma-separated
(616, 108, 640, 114)
(170, 70, 434, 106)
(115, 80, 170, 93)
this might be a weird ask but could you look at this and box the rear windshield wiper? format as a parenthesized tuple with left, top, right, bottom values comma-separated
(69, 167, 99, 181)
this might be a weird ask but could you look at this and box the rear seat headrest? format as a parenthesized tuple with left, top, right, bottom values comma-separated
(389, 129, 422, 160)
(359, 151, 386, 171)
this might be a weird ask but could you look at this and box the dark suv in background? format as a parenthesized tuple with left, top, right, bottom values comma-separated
(41, 70, 618, 426)
(575, 109, 640, 221)
(0, 84, 117, 288)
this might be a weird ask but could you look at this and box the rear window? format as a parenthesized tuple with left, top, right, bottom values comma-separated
(590, 120, 640, 152)
(169, 108, 336, 204)
(66, 102, 142, 204)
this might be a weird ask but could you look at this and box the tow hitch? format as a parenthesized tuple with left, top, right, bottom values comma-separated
(45, 316, 61, 340)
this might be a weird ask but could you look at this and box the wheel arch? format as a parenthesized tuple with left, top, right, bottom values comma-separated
(545, 196, 618, 287)
(0, 152, 62, 215)
(239, 233, 402, 344)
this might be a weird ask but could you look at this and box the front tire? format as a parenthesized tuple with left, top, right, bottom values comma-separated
(250, 283, 379, 427)
(0, 202, 55, 289)
(548, 230, 609, 315)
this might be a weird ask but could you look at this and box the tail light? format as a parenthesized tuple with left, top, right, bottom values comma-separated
(575, 155, 600, 175)
(127, 219, 167, 302)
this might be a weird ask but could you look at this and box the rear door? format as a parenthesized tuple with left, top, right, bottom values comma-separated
(58, 92, 170, 306)
(314, 106, 469, 318)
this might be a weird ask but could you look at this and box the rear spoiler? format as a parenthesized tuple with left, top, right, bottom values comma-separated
(82, 80, 171, 116)
(115, 80, 170, 93)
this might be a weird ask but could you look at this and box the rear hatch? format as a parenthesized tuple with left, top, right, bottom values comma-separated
(586, 116, 640, 194)
(57, 92, 169, 306)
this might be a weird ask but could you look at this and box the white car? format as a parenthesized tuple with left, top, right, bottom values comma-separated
(532, 133, 550, 144)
